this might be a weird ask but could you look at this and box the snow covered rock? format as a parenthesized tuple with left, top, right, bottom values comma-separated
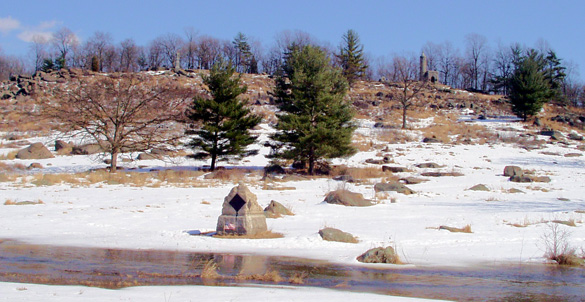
(374, 182, 414, 195)
(357, 246, 400, 264)
(264, 200, 293, 218)
(318, 227, 358, 243)
(503, 166, 523, 177)
(16, 143, 54, 159)
(324, 189, 372, 207)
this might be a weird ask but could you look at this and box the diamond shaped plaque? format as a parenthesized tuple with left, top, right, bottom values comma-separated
(229, 194, 246, 213)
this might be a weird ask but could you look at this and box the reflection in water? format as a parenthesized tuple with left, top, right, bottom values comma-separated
(0, 240, 584, 302)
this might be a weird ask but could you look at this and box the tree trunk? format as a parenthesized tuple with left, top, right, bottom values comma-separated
(210, 153, 217, 171)
(308, 157, 314, 175)
(110, 151, 118, 173)
(402, 106, 407, 129)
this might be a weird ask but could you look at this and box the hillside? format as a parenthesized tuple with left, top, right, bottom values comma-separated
(1, 68, 585, 301)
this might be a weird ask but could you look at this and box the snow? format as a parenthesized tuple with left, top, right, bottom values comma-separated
(0, 282, 443, 302)
(1, 119, 584, 300)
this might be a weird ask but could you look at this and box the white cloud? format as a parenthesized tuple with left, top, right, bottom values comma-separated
(15, 20, 61, 43)
(0, 16, 21, 34)
(18, 30, 53, 43)
(38, 20, 59, 30)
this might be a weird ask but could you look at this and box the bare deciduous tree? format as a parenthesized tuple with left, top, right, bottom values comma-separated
(44, 74, 192, 172)
(197, 35, 222, 70)
(158, 33, 184, 68)
(391, 54, 429, 129)
(183, 27, 199, 69)
(51, 27, 79, 68)
(29, 34, 49, 72)
(119, 38, 141, 72)
(147, 38, 165, 69)
(465, 33, 489, 90)
(84, 31, 113, 71)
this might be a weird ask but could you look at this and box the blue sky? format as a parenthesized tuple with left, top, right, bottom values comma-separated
(1, 0, 584, 80)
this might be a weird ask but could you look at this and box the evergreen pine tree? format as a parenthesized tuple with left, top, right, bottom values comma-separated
(509, 51, 552, 121)
(91, 56, 100, 72)
(187, 61, 261, 171)
(232, 32, 252, 73)
(544, 50, 567, 104)
(271, 45, 356, 175)
(41, 58, 54, 73)
(336, 29, 368, 86)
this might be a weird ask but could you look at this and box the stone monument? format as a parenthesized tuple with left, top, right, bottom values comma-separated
(216, 183, 267, 235)
(419, 52, 440, 84)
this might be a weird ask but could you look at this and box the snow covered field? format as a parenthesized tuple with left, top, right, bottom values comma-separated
(1, 119, 584, 300)
(0, 282, 443, 302)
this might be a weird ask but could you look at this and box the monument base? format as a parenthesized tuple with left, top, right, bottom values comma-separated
(216, 214, 268, 235)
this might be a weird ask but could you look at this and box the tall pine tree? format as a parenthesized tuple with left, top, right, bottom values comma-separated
(509, 51, 552, 121)
(187, 61, 261, 170)
(544, 50, 567, 104)
(232, 32, 252, 73)
(271, 45, 356, 175)
(336, 29, 368, 86)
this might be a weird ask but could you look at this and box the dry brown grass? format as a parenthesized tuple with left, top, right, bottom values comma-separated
(252, 105, 277, 124)
(5, 169, 212, 188)
(155, 169, 205, 184)
(288, 272, 308, 284)
(0, 161, 26, 172)
(376, 128, 419, 144)
(4, 199, 44, 205)
(352, 133, 375, 152)
(235, 270, 284, 283)
(214, 230, 284, 239)
(0, 150, 19, 160)
(438, 224, 472, 233)
(329, 165, 387, 180)
(421, 115, 498, 144)
(204, 169, 247, 182)
(201, 260, 220, 280)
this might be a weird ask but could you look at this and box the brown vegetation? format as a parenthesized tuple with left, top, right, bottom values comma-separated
(438, 225, 472, 233)
(213, 230, 284, 239)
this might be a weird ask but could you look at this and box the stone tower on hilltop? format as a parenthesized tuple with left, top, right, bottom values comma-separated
(419, 52, 440, 84)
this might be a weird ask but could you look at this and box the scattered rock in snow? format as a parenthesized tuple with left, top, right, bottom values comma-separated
(503, 166, 523, 177)
(530, 176, 551, 183)
(509, 175, 532, 183)
(422, 136, 441, 143)
(416, 162, 442, 168)
(374, 182, 414, 195)
(319, 227, 358, 243)
(399, 177, 428, 185)
(324, 189, 372, 207)
(332, 175, 355, 182)
(564, 153, 582, 158)
(365, 158, 385, 165)
(357, 246, 400, 264)
(264, 200, 293, 218)
(55, 140, 73, 154)
(264, 164, 286, 176)
(468, 184, 490, 191)
(72, 144, 103, 155)
(27, 162, 43, 169)
(382, 166, 409, 173)
(568, 133, 584, 141)
(137, 153, 160, 160)
(16, 143, 54, 159)
(421, 172, 464, 177)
